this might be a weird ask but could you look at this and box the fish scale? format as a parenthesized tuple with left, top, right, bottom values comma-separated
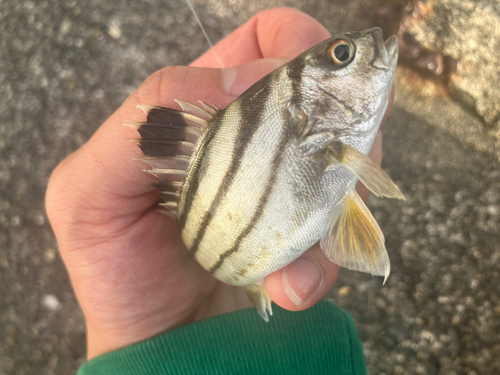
(130, 27, 404, 321)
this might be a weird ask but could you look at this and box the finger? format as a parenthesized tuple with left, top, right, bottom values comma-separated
(266, 244, 340, 311)
(190, 7, 330, 68)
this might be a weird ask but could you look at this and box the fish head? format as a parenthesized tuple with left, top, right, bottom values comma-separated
(290, 27, 398, 135)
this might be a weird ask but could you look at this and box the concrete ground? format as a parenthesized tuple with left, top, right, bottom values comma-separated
(0, 0, 498, 374)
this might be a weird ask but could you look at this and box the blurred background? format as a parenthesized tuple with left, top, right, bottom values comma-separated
(1, 0, 499, 374)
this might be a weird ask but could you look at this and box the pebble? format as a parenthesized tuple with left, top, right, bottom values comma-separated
(41, 295, 62, 311)
(338, 286, 351, 297)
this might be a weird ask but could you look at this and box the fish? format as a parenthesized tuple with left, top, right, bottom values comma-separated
(126, 27, 403, 321)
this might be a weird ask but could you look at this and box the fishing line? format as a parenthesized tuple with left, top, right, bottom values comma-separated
(184, 0, 225, 68)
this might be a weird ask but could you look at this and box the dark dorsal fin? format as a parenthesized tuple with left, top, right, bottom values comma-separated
(128, 100, 215, 218)
(137, 104, 208, 128)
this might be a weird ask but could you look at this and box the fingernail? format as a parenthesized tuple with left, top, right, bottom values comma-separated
(282, 258, 324, 307)
(221, 58, 288, 97)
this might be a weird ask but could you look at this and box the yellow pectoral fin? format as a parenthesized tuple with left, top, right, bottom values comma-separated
(320, 191, 391, 283)
(326, 141, 405, 200)
(246, 283, 273, 322)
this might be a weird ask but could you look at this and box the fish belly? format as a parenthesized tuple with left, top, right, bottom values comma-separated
(181, 108, 355, 285)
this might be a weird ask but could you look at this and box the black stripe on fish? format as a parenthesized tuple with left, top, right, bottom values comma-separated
(177, 114, 223, 229)
(209, 117, 293, 274)
(286, 57, 305, 100)
(180, 74, 273, 241)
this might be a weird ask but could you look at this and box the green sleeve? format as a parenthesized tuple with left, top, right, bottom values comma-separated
(78, 300, 366, 375)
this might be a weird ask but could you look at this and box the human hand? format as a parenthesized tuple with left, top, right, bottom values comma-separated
(46, 8, 393, 359)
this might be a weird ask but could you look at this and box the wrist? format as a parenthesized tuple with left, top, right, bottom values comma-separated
(86, 320, 130, 359)
(85, 318, 171, 359)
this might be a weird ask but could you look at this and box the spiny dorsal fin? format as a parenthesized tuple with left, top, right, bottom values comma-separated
(152, 181, 183, 192)
(146, 168, 186, 182)
(175, 99, 214, 121)
(320, 191, 391, 283)
(134, 156, 190, 171)
(161, 191, 180, 203)
(198, 101, 219, 115)
(125, 122, 201, 142)
(325, 141, 405, 200)
(129, 101, 211, 219)
(158, 201, 178, 218)
(130, 139, 194, 159)
(137, 104, 207, 128)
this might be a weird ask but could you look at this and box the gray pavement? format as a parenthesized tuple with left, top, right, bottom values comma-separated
(0, 0, 498, 374)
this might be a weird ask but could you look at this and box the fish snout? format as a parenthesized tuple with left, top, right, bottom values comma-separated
(368, 27, 398, 70)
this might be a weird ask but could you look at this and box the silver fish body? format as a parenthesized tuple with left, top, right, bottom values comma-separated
(131, 27, 402, 320)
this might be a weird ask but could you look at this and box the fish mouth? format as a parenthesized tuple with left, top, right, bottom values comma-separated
(370, 28, 399, 70)
(385, 35, 399, 60)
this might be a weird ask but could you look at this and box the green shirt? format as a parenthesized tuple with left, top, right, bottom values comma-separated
(78, 300, 366, 374)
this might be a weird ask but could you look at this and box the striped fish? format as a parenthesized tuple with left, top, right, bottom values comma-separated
(128, 27, 403, 321)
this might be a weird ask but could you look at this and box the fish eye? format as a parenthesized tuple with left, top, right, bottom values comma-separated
(334, 44, 350, 61)
(328, 40, 354, 66)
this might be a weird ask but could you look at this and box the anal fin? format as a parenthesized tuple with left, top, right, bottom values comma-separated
(320, 191, 391, 283)
(245, 283, 273, 322)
